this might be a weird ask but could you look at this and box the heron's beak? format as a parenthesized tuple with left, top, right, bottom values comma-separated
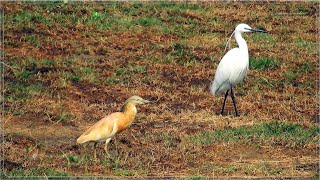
(142, 99, 151, 104)
(245, 28, 267, 33)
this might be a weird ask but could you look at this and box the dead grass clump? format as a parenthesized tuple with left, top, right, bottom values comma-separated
(2, 1, 319, 177)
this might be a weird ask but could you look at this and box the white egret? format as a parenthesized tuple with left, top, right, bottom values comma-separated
(210, 23, 266, 116)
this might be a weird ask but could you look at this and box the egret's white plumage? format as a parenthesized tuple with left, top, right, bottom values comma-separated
(210, 48, 249, 95)
(210, 23, 266, 116)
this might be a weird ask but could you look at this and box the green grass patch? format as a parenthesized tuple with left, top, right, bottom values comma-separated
(1, 167, 68, 177)
(170, 3, 204, 11)
(9, 58, 60, 82)
(297, 61, 313, 74)
(159, 133, 177, 148)
(62, 152, 85, 168)
(12, 10, 49, 24)
(105, 73, 124, 85)
(69, 67, 100, 84)
(134, 16, 162, 27)
(295, 38, 316, 52)
(12, 10, 33, 22)
(188, 176, 206, 180)
(113, 16, 162, 30)
(106, 65, 146, 85)
(57, 112, 74, 122)
(249, 57, 279, 70)
(252, 33, 275, 44)
(283, 71, 299, 84)
(14, 69, 34, 81)
(195, 159, 278, 176)
(169, 42, 199, 65)
(161, 19, 199, 37)
(255, 77, 281, 88)
(115, 65, 146, 75)
(72, 5, 164, 30)
(251, 33, 275, 49)
(6, 82, 46, 101)
(185, 121, 319, 147)
(282, 61, 316, 87)
(24, 35, 41, 47)
(41, 59, 57, 67)
(8, 58, 35, 80)
(86, 11, 113, 30)
(199, 162, 282, 176)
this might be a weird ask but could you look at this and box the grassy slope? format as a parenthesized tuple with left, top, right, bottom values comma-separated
(2, 1, 319, 177)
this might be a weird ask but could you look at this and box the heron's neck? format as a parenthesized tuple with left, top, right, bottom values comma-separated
(234, 31, 248, 55)
(121, 102, 137, 126)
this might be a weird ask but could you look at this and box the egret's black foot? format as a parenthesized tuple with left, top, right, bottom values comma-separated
(218, 111, 226, 116)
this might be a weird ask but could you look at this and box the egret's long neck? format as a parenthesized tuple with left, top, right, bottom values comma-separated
(234, 31, 248, 56)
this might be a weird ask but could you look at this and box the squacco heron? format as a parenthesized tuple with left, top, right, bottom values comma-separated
(76, 96, 150, 159)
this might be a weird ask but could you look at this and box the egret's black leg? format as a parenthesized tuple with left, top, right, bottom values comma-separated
(220, 90, 229, 115)
(230, 87, 239, 117)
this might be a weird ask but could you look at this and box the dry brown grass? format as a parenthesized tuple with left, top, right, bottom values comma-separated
(2, 1, 319, 178)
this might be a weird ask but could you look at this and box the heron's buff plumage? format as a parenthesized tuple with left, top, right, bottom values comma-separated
(76, 101, 138, 144)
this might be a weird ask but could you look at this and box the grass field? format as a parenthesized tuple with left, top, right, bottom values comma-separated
(1, 1, 319, 178)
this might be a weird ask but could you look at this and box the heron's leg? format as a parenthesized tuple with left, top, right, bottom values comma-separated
(230, 86, 239, 117)
(220, 90, 229, 115)
(114, 137, 118, 153)
(93, 142, 98, 160)
(104, 138, 111, 158)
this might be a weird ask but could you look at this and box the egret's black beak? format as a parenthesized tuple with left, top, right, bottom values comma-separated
(245, 28, 267, 33)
